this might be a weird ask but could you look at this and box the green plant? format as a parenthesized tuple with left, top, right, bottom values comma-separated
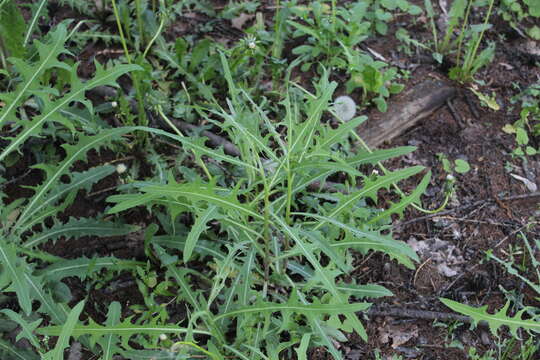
(437, 153, 471, 174)
(0, 23, 146, 358)
(488, 232, 540, 299)
(288, 1, 371, 72)
(497, 336, 539, 360)
(288, 0, 419, 70)
(285, 1, 408, 112)
(0, 0, 26, 63)
(503, 81, 540, 158)
(449, 0, 496, 82)
(498, 0, 540, 40)
(340, 42, 404, 113)
(100, 61, 430, 358)
(424, 0, 469, 61)
(441, 231, 540, 343)
(418, 0, 495, 81)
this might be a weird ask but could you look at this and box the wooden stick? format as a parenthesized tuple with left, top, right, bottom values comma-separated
(357, 79, 457, 148)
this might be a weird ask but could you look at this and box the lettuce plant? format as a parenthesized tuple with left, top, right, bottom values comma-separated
(1, 20, 429, 360)
(99, 58, 430, 358)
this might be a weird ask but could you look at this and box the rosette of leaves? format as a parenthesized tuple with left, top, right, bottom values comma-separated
(103, 57, 430, 359)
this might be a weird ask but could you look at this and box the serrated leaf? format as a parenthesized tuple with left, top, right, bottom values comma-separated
(141, 182, 262, 220)
(300, 229, 350, 272)
(0, 0, 26, 58)
(319, 166, 424, 222)
(17, 166, 116, 232)
(314, 116, 367, 150)
(0, 309, 42, 349)
(296, 213, 418, 269)
(0, 338, 40, 360)
(97, 302, 122, 360)
(0, 25, 69, 129)
(368, 171, 431, 224)
(294, 160, 363, 178)
(273, 147, 418, 212)
(0, 242, 32, 314)
(24, 272, 68, 324)
(184, 205, 219, 263)
(308, 283, 393, 299)
(154, 236, 227, 261)
(106, 193, 162, 215)
(42, 300, 85, 360)
(272, 215, 369, 341)
(14, 128, 138, 231)
(36, 319, 212, 338)
(291, 80, 337, 161)
(441, 298, 540, 336)
(24, 217, 139, 248)
(35, 256, 144, 283)
(348, 147, 417, 166)
(145, 127, 257, 171)
(0, 61, 141, 162)
(214, 300, 370, 321)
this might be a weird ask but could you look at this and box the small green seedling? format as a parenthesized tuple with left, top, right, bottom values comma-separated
(438, 153, 471, 174)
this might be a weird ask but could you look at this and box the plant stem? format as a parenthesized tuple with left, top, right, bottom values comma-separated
(157, 106, 213, 181)
(462, 0, 494, 77)
(142, 0, 166, 59)
(263, 181, 271, 285)
(135, 0, 145, 46)
(425, 0, 439, 54)
(272, 0, 282, 58)
(455, 0, 473, 67)
(331, 0, 337, 33)
(111, 0, 131, 63)
(111, 0, 147, 128)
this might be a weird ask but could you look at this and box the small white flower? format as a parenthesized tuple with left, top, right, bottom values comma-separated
(446, 174, 455, 181)
(244, 35, 257, 50)
(111, 101, 118, 108)
(333, 95, 356, 122)
(159, 334, 167, 341)
(116, 163, 127, 174)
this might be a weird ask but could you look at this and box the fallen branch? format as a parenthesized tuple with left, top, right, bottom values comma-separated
(358, 79, 456, 148)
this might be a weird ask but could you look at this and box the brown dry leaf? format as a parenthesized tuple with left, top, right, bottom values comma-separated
(231, 13, 254, 30)
(378, 323, 418, 348)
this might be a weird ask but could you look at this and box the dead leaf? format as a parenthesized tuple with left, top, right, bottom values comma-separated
(379, 323, 418, 348)
(231, 13, 254, 30)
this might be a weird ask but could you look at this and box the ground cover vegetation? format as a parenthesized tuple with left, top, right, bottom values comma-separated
(0, 0, 539, 359)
